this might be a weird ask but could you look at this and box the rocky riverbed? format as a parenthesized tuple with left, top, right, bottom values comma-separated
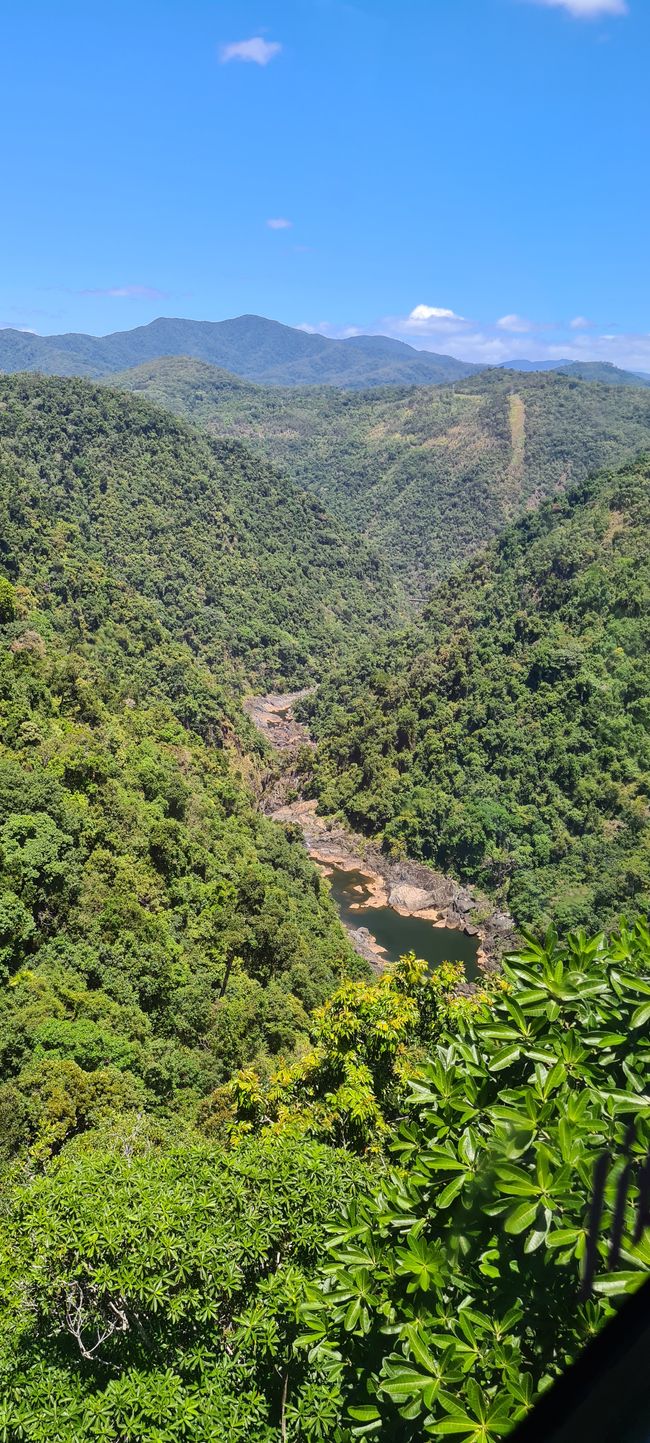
(244, 690, 515, 973)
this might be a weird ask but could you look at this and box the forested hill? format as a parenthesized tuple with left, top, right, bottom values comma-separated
(0, 314, 479, 388)
(0, 372, 376, 1164)
(0, 374, 399, 687)
(113, 357, 650, 597)
(301, 455, 650, 933)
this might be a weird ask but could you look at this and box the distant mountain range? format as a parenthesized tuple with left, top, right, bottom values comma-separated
(2, 313, 648, 391)
(0, 315, 479, 389)
(499, 358, 650, 387)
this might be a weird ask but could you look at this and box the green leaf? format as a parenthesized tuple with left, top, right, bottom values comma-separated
(437, 1173, 468, 1208)
(489, 1044, 522, 1071)
(380, 1367, 435, 1397)
(592, 1272, 645, 1296)
(546, 1227, 583, 1250)
(504, 1201, 539, 1235)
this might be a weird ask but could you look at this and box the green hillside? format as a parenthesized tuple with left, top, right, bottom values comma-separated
(113, 357, 650, 597)
(555, 360, 650, 387)
(301, 456, 650, 932)
(501, 359, 650, 387)
(0, 374, 398, 686)
(0, 374, 381, 1162)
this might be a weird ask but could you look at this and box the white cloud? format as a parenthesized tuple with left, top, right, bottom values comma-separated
(266, 217, 292, 229)
(312, 307, 650, 374)
(397, 305, 469, 336)
(497, 313, 533, 333)
(570, 315, 591, 329)
(529, 0, 628, 18)
(220, 37, 281, 65)
(408, 304, 466, 324)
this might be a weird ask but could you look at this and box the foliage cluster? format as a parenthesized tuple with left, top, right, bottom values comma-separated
(297, 920, 650, 1439)
(0, 924, 647, 1441)
(0, 1131, 367, 1442)
(303, 458, 650, 931)
(213, 954, 491, 1153)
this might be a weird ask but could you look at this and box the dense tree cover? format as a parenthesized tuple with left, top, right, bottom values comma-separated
(0, 374, 387, 1161)
(0, 374, 398, 687)
(302, 458, 650, 931)
(0, 609, 366, 1159)
(0, 367, 647, 1439)
(298, 920, 650, 1439)
(114, 358, 650, 596)
(0, 923, 647, 1441)
(0, 314, 478, 387)
(0, 1129, 367, 1441)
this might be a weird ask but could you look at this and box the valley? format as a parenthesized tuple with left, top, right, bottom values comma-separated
(0, 352, 647, 1443)
(245, 689, 509, 974)
(112, 356, 650, 594)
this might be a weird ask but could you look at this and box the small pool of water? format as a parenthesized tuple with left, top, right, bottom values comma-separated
(325, 866, 480, 981)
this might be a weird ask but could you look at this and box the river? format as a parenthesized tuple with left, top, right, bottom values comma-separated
(244, 690, 513, 980)
(325, 865, 480, 979)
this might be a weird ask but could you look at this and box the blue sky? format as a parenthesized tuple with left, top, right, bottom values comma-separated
(1, 0, 648, 368)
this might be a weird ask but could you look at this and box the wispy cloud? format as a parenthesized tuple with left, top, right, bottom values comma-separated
(79, 285, 168, 300)
(497, 313, 533, 333)
(570, 315, 592, 329)
(220, 37, 281, 65)
(266, 217, 292, 229)
(528, 0, 628, 18)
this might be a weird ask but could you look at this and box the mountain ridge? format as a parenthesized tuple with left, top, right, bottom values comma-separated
(0, 314, 479, 389)
(2, 314, 648, 390)
(498, 357, 650, 387)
